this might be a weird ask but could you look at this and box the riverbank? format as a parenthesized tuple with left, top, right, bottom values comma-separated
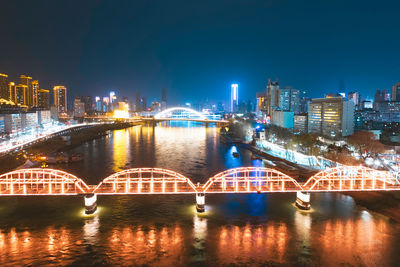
(0, 121, 142, 174)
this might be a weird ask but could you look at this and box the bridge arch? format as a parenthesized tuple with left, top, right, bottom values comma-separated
(93, 168, 198, 194)
(202, 167, 303, 193)
(302, 166, 397, 191)
(0, 168, 90, 195)
(154, 107, 207, 120)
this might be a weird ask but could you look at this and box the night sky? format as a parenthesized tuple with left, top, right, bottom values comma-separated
(1, 0, 399, 105)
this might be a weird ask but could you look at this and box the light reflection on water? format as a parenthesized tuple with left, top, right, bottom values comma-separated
(0, 123, 399, 265)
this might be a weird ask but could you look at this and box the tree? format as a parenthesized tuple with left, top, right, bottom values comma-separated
(347, 131, 385, 160)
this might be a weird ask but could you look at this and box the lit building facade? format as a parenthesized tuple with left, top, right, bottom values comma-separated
(294, 114, 308, 133)
(256, 92, 267, 117)
(271, 110, 294, 129)
(280, 86, 301, 114)
(266, 78, 280, 115)
(231, 84, 238, 112)
(392, 82, 400, 101)
(14, 84, 28, 106)
(73, 97, 85, 118)
(0, 73, 8, 100)
(38, 89, 50, 109)
(32, 80, 39, 107)
(308, 97, 354, 138)
(53, 86, 67, 113)
(20, 75, 34, 107)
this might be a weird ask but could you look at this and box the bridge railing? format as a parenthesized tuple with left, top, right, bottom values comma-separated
(93, 168, 198, 194)
(0, 168, 90, 195)
(202, 167, 304, 193)
(1, 166, 399, 195)
(302, 166, 398, 191)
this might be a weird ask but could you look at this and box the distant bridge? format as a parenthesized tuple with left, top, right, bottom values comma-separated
(148, 107, 227, 125)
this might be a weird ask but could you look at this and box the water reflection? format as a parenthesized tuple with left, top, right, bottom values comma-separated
(216, 223, 290, 265)
(83, 215, 100, 245)
(112, 129, 131, 172)
(106, 225, 186, 266)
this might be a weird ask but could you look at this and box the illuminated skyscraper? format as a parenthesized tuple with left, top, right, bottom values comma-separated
(280, 86, 301, 114)
(8, 82, 15, 103)
(266, 78, 280, 115)
(53, 86, 67, 113)
(392, 82, 400, 101)
(32, 80, 39, 107)
(231, 84, 238, 112)
(15, 84, 28, 106)
(95, 96, 102, 112)
(20, 75, 33, 107)
(110, 91, 116, 103)
(0, 73, 9, 100)
(308, 97, 354, 137)
(38, 89, 50, 109)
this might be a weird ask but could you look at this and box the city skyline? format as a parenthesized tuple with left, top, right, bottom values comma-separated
(1, 1, 400, 103)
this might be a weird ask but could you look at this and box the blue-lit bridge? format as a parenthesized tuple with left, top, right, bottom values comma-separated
(145, 107, 227, 125)
(0, 166, 398, 213)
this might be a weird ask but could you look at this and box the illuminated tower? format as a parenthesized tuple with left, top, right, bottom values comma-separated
(53, 86, 67, 113)
(20, 75, 33, 107)
(32, 80, 39, 107)
(0, 73, 9, 100)
(38, 89, 50, 109)
(231, 84, 238, 112)
(8, 82, 15, 103)
(15, 84, 28, 105)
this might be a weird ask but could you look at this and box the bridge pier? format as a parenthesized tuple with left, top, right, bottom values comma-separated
(84, 193, 97, 214)
(295, 191, 310, 210)
(196, 193, 205, 212)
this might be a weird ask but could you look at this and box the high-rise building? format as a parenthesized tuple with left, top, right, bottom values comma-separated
(38, 89, 50, 109)
(0, 73, 8, 100)
(73, 97, 85, 118)
(294, 114, 308, 133)
(32, 80, 39, 107)
(348, 91, 360, 109)
(20, 75, 33, 107)
(8, 82, 15, 103)
(230, 84, 238, 112)
(14, 84, 28, 106)
(256, 92, 267, 117)
(392, 82, 400, 101)
(266, 78, 280, 115)
(53, 86, 67, 113)
(280, 86, 301, 114)
(82, 96, 93, 114)
(308, 97, 354, 138)
(95, 96, 102, 112)
(271, 110, 294, 129)
(102, 97, 110, 112)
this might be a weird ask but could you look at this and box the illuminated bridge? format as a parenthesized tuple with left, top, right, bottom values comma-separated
(0, 166, 398, 213)
(144, 107, 227, 125)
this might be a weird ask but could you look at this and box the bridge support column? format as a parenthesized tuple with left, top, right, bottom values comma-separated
(84, 193, 97, 214)
(295, 191, 310, 210)
(196, 193, 205, 213)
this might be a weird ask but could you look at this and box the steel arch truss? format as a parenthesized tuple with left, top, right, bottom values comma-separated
(154, 107, 207, 120)
(0, 168, 90, 195)
(93, 168, 198, 194)
(202, 167, 304, 193)
(303, 166, 399, 192)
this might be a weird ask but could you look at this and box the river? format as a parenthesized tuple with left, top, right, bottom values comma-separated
(0, 122, 399, 266)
